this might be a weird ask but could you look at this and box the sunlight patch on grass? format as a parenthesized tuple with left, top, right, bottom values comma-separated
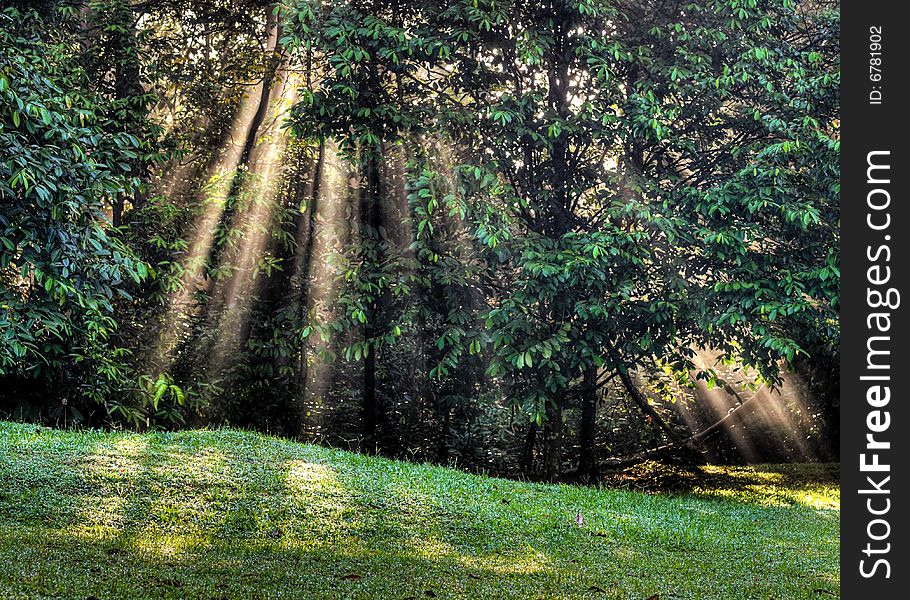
(470, 547, 552, 575)
(77, 436, 149, 480)
(130, 532, 209, 558)
(285, 460, 338, 492)
(74, 494, 126, 528)
(67, 524, 121, 543)
(403, 536, 461, 562)
(112, 436, 148, 456)
(161, 446, 232, 479)
(696, 464, 840, 509)
(701, 467, 785, 482)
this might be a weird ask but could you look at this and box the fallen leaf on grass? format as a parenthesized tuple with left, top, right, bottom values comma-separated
(339, 573, 363, 581)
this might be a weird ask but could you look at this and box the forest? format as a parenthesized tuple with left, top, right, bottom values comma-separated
(1, 0, 839, 483)
(0, 0, 843, 597)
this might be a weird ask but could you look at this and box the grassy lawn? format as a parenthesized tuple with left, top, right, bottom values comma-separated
(0, 421, 839, 599)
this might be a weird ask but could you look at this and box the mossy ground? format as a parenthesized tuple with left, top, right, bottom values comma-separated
(0, 422, 839, 599)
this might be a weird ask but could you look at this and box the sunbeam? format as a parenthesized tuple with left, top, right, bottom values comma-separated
(205, 69, 302, 377)
(147, 16, 288, 374)
(684, 349, 819, 462)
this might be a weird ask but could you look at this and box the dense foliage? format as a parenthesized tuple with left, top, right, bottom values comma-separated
(0, 4, 151, 417)
(0, 0, 839, 478)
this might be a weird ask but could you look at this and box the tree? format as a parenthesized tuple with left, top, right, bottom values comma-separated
(287, 0, 838, 477)
(0, 3, 149, 416)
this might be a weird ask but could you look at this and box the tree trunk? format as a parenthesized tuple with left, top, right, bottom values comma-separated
(295, 143, 326, 395)
(521, 422, 538, 474)
(613, 361, 683, 443)
(543, 398, 564, 481)
(361, 155, 383, 453)
(437, 402, 450, 462)
(578, 366, 598, 478)
(537, 1, 574, 483)
(205, 6, 281, 271)
(84, 0, 145, 223)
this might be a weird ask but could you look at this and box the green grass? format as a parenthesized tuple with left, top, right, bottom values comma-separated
(0, 422, 839, 599)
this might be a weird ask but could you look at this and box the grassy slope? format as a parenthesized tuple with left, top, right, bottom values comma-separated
(0, 422, 839, 599)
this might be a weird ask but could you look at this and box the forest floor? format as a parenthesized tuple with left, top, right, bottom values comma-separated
(0, 421, 839, 599)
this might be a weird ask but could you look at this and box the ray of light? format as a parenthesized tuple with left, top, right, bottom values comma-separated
(686, 348, 819, 462)
(205, 70, 302, 376)
(295, 145, 357, 434)
(779, 369, 822, 459)
(696, 382, 760, 462)
(146, 13, 286, 376)
(690, 349, 760, 462)
(147, 75, 280, 373)
(752, 386, 812, 460)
